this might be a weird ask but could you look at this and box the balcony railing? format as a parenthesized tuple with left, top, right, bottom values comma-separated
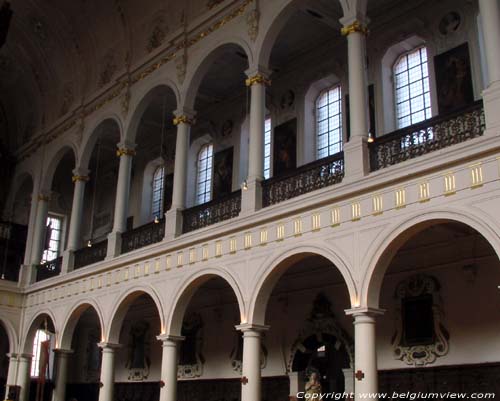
(36, 256, 62, 282)
(369, 101, 485, 171)
(74, 239, 108, 270)
(121, 218, 165, 254)
(182, 190, 242, 234)
(262, 152, 345, 207)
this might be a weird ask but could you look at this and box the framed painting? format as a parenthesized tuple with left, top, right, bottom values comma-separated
(273, 118, 297, 176)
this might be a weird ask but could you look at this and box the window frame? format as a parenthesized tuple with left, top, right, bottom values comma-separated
(30, 329, 51, 378)
(41, 214, 63, 263)
(315, 85, 343, 160)
(195, 143, 214, 205)
(151, 164, 165, 220)
(263, 116, 272, 180)
(393, 46, 432, 129)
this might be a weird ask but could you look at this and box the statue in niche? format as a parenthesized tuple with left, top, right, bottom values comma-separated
(126, 320, 151, 380)
(178, 313, 204, 378)
(305, 372, 322, 398)
(85, 329, 101, 382)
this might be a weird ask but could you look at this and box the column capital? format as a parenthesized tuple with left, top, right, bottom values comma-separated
(116, 141, 137, 157)
(72, 167, 90, 183)
(340, 19, 369, 36)
(98, 342, 122, 350)
(156, 334, 185, 344)
(235, 323, 270, 334)
(38, 191, 51, 202)
(345, 307, 385, 319)
(245, 69, 271, 87)
(6, 353, 18, 359)
(17, 353, 33, 361)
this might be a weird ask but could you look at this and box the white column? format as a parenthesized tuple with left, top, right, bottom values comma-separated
(479, 0, 500, 86)
(23, 190, 38, 266)
(164, 111, 194, 240)
(5, 353, 19, 399)
(30, 192, 50, 265)
(340, 17, 370, 180)
(52, 349, 73, 401)
(107, 143, 135, 258)
(67, 170, 89, 251)
(157, 334, 184, 401)
(241, 71, 270, 215)
(345, 308, 384, 401)
(236, 324, 269, 401)
(16, 354, 32, 401)
(97, 343, 120, 401)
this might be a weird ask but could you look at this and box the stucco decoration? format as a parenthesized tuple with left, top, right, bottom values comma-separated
(147, 16, 169, 53)
(287, 293, 354, 373)
(246, 9, 259, 42)
(178, 313, 204, 378)
(392, 274, 450, 366)
(126, 320, 151, 381)
(100, 50, 118, 88)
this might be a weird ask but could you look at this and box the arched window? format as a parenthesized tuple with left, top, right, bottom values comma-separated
(151, 165, 165, 220)
(263, 117, 272, 179)
(316, 85, 342, 159)
(394, 46, 431, 129)
(42, 215, 62, 263)
(196, 143, 214, 205)
(30, 329, 51, 377)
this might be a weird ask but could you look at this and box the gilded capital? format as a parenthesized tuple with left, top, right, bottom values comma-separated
(38, 194, 51, 202)
(245, 74, 271, 87)
(72, 175, 90, 183)
(116, 148, 136, 157)
(341, 20, 369, 36)
(173, 115, 195, 126)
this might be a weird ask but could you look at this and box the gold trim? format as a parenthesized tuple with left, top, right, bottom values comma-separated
(38, 194, 50, 202)
(116, 148, 136, 157)
(245, 74, 271, 87)
(72, 175, 90, 183)
(173, 115, 195, 126)
(341, 20, 369, 36)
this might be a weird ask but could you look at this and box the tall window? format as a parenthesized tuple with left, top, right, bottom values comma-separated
(196, 143, 214, 205)
(151, 165, 165, 220)
(394, 46, 431, 129)
(30, 329, 51, 377)
(263, 117, 272, 179)
(316, 85, 343, 159)
(42, 215, 62, 262)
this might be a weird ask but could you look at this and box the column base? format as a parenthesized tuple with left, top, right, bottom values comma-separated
(164, 209, 183, 241)
(61, 249, 75, 274)
(106, 232, 122, 260)
(482, 82, 500, 137)
(240, 179, 262, 216)
(343, 136, 370, 182)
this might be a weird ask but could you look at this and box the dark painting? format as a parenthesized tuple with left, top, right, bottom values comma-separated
(213, 147, 233, 199)
(402, 294, 435, 346)
(273, 118, 297, 176)
(345, 84, 376, 141)
(434, 42, 474, 114)
(162, 173, 173, 212)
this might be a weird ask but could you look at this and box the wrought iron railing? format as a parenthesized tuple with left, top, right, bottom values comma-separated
(182, 190, 242, 233)
(121, 218, 165, 254)
(369, 101, 485, 171)
(36, 256, 62, 282)
(262, 152, 345, 207)
(74, 239, 108, 270)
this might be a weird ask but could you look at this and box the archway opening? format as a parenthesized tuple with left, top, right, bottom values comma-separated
(257, 253, 353, 399)
(109, 293, 162, 401)
(63, 306, 102, 401)
(173, 276, 242, 401)
(76, 120, 121, 266)
(184, 43, 249, 210)
(375, 221, 500, 393)
(123, 86, 177, 253)
(1, 174, 32, 281)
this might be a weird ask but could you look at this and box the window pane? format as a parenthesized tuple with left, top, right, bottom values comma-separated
(316, 85, 343, 158)
(394, 46, 432, 129)
(196, 144, 214, 204)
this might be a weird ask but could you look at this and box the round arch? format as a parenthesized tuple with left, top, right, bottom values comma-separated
(107, 286, 165, 344)
(59, 300, 105, 350)
(183, 38, 253, 110)
(125, 82, 179, 145)
(0, 317, 19, 354)
(256, 0, 302, 70)
(79, 115, 123, 171)
(41, 144, 78, 191)
(361, 209, 500, 309)
(21, 310, 58, 354)
(165, 267, 246, 336)
(247, 243, 357, 326)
